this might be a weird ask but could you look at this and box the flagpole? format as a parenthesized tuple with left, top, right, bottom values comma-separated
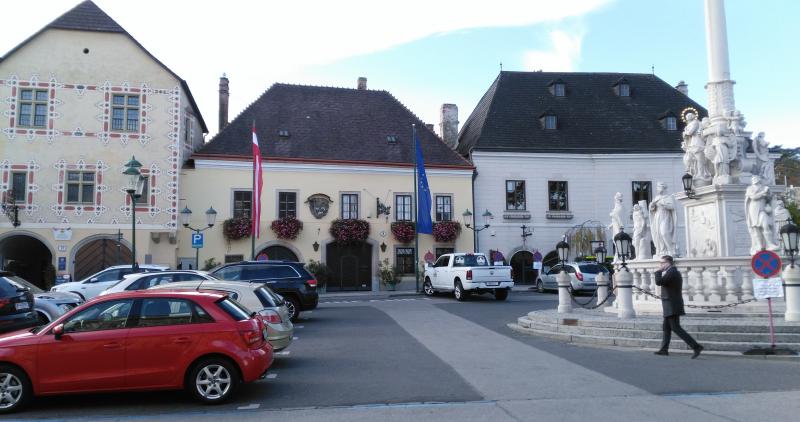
(412, 124, 420, 293)
(251, 120, 256, 260)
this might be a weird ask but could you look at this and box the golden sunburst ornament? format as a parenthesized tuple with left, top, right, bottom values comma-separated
(680, 107, 699, 123)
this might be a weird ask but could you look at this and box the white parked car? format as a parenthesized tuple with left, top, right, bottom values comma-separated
(151, 280, 294, 351)
(98, 270, 215, 296)
(536, 262, 608, 293)
(50, 264, 168, 300)
(423, 253, 514, 301)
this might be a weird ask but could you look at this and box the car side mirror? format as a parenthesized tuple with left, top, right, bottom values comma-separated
(89, 277, 98, 283)
(424, 263, 431, 269)
(52, 324, 64, 340)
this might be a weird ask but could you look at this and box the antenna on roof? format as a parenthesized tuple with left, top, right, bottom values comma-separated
(196, 276, 206, 292)
(651, 64, 655, 75)
(500, 62, 503, 72)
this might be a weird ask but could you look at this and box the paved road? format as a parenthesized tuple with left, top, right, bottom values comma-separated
(10, 290, 800, 421)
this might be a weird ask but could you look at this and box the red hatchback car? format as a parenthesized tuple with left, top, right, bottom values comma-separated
(0, 290, 273, 413)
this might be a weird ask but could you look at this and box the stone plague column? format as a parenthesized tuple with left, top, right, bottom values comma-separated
(557, 270, 572, 314)
(705, 0, 735, 122)
(785, 264, 800, 322)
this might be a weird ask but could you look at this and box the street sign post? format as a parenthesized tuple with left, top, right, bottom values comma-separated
(191, 233, 204, 249)
(745, 250, 797, 356)
(751, 250, 781, 278)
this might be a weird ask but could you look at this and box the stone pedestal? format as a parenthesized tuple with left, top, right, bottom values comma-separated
(785, 265, 800, 322)
(615, 269, 635, 319)
(678, 184, 751, 259)
(596, 272, 610, 307)
(557, 271, 572, 314)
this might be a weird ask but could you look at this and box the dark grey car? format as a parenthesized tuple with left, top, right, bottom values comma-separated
(0, 273, 83, 325)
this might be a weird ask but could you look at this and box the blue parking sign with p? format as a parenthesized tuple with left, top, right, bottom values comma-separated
(191, 233, 204, 249)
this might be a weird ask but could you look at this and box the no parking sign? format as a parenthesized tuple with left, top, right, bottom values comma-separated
(751, 250, 781, 278)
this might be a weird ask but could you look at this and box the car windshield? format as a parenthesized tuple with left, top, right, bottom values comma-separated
(452, 255, 489, 267)
(3, 275, 44, 294)
(578, 264, 609, 274)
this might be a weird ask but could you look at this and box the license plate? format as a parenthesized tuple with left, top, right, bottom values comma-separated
(15, 302, 30, 311)
(486, 282, 500, 287)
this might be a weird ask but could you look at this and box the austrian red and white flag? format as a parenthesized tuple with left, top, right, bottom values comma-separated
(252, 125, 263, 238)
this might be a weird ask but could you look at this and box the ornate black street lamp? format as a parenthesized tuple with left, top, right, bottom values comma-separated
(594, 244, 607, 265)
(463, 208, 493, 252)
(613, 228, 633, 269)
(682, 173, 697, 199)
(123, 156, 145, 271)
(780, 222, 800, 267)
(1, 189, 21, 228)
(181, 205, 218, 270)
(556, 236, 570, 267)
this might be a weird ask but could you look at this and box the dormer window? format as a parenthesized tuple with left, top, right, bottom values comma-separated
(613, 77, 631, 97)
(387, 135, 398, 144)
(539, 110, 558, 130)
(548, 79, 566, 97)
(278, 129, 290, 138)
(658, 110, 679, 131)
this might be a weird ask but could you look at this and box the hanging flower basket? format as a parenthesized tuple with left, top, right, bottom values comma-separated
(390, 221, 416, 243)
(329, 219, 370, 243)
(433, 221, 461, 242)
(270, 216, 303, 240)
(223, 217, 252, 241)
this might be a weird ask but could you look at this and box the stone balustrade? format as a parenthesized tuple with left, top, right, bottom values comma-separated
(622, 257, 784, 315)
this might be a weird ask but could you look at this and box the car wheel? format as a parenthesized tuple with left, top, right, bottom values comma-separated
(0, 365, 32, 414)
(536, 279, 545, 293)
(494, 289, 509, 301)
(423, 279, 436, 296)
(284, 296, 301, 322)
(36, 312, 49, 326)
(454, 281, 468, 301)
(187, 358, 240, 405)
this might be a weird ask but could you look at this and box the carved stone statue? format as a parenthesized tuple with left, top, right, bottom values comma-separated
(682, 112, 710, 183)
(752, 132, 774, 184)
(745, 175, 779, 254)
(726, 109, 746, 137)
(608, 192, 624, 236)
(773, 198, 791, 249)
(649, 182, 678, 257)
(632, 201, 652, 260)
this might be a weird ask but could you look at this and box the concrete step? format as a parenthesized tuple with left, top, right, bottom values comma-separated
(509, 323, 800, 352)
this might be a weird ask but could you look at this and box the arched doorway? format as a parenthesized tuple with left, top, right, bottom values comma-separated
(256, 245, 299, 262)
(510, 250, 536, 284)
(73, 238, 132, 281)
(0, 233, 53, 289)
(325, 242, 372, 292)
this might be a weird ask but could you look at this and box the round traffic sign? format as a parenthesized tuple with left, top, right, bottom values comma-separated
(751, 250, 782, 278)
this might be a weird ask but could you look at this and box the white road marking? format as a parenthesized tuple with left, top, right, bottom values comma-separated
(266, 373, 278, 379)
(276, 350, 291, 356)
(293, 336, 299, 340)
(295, 325, 304, 329)
(238, 404, 260, 410)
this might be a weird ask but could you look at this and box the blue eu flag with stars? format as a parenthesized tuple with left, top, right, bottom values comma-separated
(416, 137, 433, 234)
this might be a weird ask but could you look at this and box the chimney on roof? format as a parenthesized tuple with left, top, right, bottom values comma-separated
(675, 80, 689, 96)
(425, 123, 435, 132)
(439, 104, 459, 149)
(219, 74, 230, 132)
(357, 77, 367, 90)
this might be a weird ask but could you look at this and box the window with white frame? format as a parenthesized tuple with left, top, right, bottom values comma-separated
(619, 83, 630, 97)
(341, 193, 359, 219)
(544, 115, 557, 130)
(395, 194, 412, 221)
(278, 192, 297, 218)
(18, 89, 48, 127)
(396, 247, 415, 274)
(111, 94, 140, 131)
(506, 180, 526, 210)
(665, 116, 677, 131)
(548, 181, 568, 211)
(554, 83, 565, 97)
(66, 171, 95, 204)
(232, 190, 252, 218)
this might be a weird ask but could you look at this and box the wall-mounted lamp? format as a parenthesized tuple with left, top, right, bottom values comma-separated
(313, 241, 320, 252)
(380, 242, 387, 253)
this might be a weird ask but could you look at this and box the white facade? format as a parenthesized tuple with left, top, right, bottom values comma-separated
(472, 151, 688, 262)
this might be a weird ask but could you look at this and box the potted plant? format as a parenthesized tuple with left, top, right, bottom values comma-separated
(329, 219, 370, 243)
(270, 216, 303, 240)
(390, 221, 416, 243)
(378, 258, 400, 291)
(433, 221, 461, 242)
(222, 217, 252, 241)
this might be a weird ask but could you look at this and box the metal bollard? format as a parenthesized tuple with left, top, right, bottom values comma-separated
(785, 264, 800, 322)
(615, 268, 635, 319)
(595, 271, 610, 307)
(557, 270, 572, 313)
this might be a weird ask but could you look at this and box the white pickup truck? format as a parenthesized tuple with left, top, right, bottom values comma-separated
(422, 253, 514, 301)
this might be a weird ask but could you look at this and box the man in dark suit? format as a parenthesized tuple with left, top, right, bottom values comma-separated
(654, 255, 704, 358)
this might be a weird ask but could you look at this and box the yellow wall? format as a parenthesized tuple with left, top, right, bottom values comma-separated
(180, 160, 475, 291)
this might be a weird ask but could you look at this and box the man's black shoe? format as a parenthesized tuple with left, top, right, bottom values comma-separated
(654, 350, 669, 356)
(691, 345, 704, 359)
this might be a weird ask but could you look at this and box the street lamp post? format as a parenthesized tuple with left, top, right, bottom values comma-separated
(594, 244, 610, 306)
(123, 156, 145, 272)
(181, 205, 218, 270)
(555, 236, 571, 313)
(520, 224, 533, 284)
(462, 208, 493, 253)
(613, 228, 635, 319)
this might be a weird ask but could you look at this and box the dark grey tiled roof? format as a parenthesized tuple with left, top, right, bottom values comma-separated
(0, 1, 208, 133)
(457, 71, 708, 155)
(196, 84, 473, 168)
(48, 1, 126, 33)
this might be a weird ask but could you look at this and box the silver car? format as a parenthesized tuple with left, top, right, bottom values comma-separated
(536, 262, 609, 293)
(151, 280, 294, 351)
(0, 274, 83, 324)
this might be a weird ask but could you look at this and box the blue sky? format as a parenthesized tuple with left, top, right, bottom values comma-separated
(2, 1, 798, 147)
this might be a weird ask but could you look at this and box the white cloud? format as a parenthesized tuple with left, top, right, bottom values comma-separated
(0, 0, 612, 135)
(523, 29, 585, 72)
